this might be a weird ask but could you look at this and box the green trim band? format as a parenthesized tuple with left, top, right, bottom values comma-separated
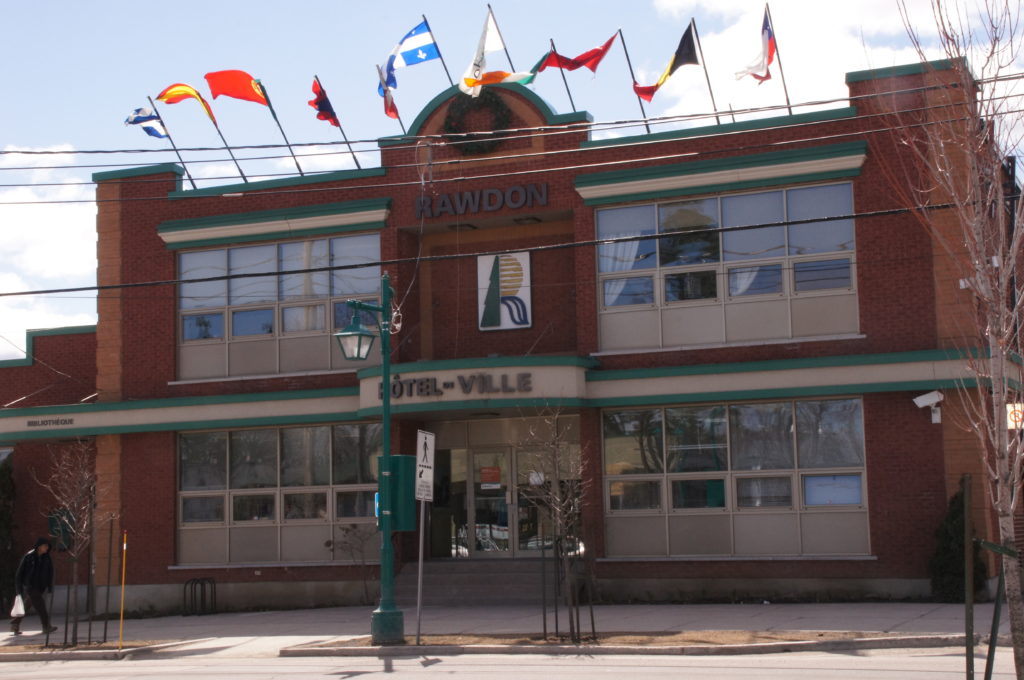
(92, 164, 184, 183)
(357, 355, 599, 379)
(575, 141, 867, 190)
(357, 397, 588, 418)
(0, 325, 97, 369)
(581, 108, 858, 149)
(167, 167, 386, 199)
(0, 386, 358, 418)
(845, 58, 960, 84)
(587, 349, 968, 382)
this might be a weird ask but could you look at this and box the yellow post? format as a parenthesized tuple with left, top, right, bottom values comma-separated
(117, 531, 127, 650)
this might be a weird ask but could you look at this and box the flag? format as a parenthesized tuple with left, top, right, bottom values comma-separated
(308, 79, 340, 127)
(538, 34, 618, 74)
(379, 19, 441, 95)
(735, 9, 776, 83)
(462, 69, 536, 89)
(377, 65, 400, 120)
(204, 70, 268, 105)
(124, 107, 168, 139)
(459, 8, 507, 97)
(632, 22, 698, 102)
(156, 83, 217, 124)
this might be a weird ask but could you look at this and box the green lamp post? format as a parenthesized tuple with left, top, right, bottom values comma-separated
(334, 271, 404, 645)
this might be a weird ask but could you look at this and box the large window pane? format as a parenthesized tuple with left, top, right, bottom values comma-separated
(182, 496, 224, 523)
(232, 308, 274, 336)
(797, 399, 865, 468)
(282, 305, 325, 333)
(737, 477, 792, 507)
(232, 494, 275, 521)
(179, 432, 227, 491)
(279, 240, 329, 300)
(609, 480, 661, 510)
(729, 402, 794, 470)
(794, 259, 851, 292)
(333, 301, 379, 331)
(665, 271, 717, 302)
(281, 426, 330, 486)
(180, 250, 227, 310)
(722, 191, 784, 261)
(597, 205, 657, 273)
(332, 234, 380, 295)
(284, 492, 327, 519)
(803, 474, 862, 506)
(336, 490, 376, 518)
(603, 277, 654, 306)
(671, 479, 726, 509)
(603, 410, 664, 474)
(332, 424, 382, 484)
(728, 264, 782, 296)
(229, 429, 278, 488)
(229, 244, 277, 305)
(182, 313, 224, 341)
(665, 405, 726, 472)
(659, 198, 720, 266)
(787, 184, 854, 255)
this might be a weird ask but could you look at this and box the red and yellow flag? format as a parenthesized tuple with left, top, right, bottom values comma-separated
(156, 83, 218, 124)
(204, 70, 268, 105)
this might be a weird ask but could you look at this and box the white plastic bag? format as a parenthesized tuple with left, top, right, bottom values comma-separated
(9, 594, 24, 618)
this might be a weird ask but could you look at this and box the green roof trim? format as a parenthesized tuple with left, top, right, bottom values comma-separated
(0, 386, 358, 418)
(92, 164, 184, 183)
(357, 355, 599, 379)
(167, 167, 386, 199)
(0, 325, 97, 369)
(581, 108, 858, 149)
(381, 83, 592, 146)
(845, 58, 960, 84)
(575, 141, 868, 190)
(158, 197, 392, 234)
(587, 349, 968, 382)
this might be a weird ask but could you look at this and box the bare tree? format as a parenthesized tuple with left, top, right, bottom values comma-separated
(33, 440, 97, 647)
(517, 411, 591, 643)
(892, 1, 1024, 674)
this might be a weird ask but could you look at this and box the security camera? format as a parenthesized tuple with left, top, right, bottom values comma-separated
(913, 391, 944, 408)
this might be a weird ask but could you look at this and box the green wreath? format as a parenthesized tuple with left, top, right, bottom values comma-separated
(442, 88, 513, 155)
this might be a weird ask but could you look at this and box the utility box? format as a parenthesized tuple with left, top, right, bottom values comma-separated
(381, 455, 416, 532)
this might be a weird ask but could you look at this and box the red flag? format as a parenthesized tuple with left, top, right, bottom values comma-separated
(376, 65, 400, 120)
(539, 34, 618, 73)
(204, 70, 268, 105)
(156, 83, 218, 124)
(308, 79, 340, 127)
(632, 82, 659, 102)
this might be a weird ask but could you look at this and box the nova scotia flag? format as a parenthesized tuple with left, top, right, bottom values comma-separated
(379, 19, 440, 95)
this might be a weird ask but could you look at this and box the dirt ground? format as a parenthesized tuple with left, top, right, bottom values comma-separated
(325, 630, 899, 647)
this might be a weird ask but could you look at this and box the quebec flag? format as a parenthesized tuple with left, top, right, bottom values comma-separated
(379, 19, 441, 95)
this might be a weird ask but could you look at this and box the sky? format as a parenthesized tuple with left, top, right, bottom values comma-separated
(0, 0, 962, 360)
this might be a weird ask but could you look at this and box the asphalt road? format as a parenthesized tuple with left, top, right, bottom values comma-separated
(0, 647, 1017, 679)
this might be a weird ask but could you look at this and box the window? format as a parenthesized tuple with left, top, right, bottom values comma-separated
(177, 423, 381, 563)
(177, 233, 380, 378)
(596, 184, 857, 349)
(603, 398, 867, 556)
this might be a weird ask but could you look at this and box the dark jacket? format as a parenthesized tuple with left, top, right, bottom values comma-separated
(14, 538, 54, 593)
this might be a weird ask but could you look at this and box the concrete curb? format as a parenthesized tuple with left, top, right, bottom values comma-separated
(280, 633, 1008, 658)
(0, 638, 210, 663)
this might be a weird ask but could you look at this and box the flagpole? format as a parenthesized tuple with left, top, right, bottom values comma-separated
(617, 29, 652, 134)
(765, 3, 793, 115)
(487, 4, 516, 71)
(255, 81, 304, 176)
(147, 96, 197, 190)
(690, 19, 721, 125)
(208, 116, 247, 183)
(549, 39, 577, 113)
(423, 15, 454, 87)
(314, 75, 361, 169)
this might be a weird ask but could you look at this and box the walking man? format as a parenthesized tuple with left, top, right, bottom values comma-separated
(10, 537, 56, 636)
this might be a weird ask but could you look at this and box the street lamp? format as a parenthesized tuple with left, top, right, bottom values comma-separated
(334, 271, 404, 645)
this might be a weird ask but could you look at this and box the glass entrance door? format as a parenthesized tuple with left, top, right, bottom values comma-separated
(471, 450, 512, 556)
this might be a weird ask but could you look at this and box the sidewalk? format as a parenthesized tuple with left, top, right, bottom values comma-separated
(0, 601, 1011, 660)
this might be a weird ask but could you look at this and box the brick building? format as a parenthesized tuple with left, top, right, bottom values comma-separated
(0, 58, 1007, 612)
